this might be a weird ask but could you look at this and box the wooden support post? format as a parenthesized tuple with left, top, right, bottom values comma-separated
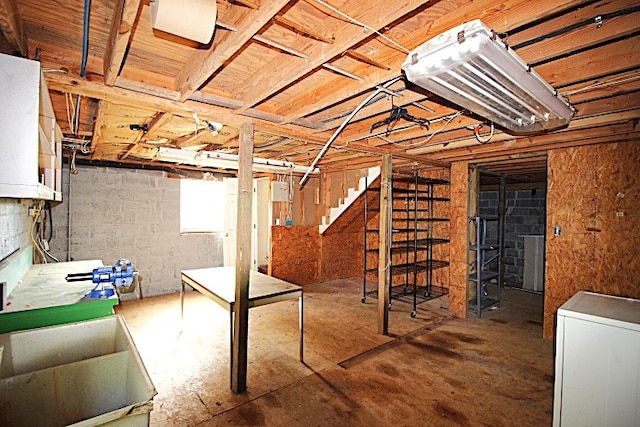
(231, 121, 254, 394)
(377, 154, 392, 335)
(467, 167, 479, 303)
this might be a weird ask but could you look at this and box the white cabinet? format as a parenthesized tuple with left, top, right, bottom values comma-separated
(553, 291, 640, 426)
(0, 53, 62, 201)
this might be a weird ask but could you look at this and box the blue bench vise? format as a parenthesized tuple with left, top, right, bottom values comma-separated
(66, 260, 139, 299)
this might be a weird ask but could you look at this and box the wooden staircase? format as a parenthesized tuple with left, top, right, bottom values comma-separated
(319, 167, 380, 234)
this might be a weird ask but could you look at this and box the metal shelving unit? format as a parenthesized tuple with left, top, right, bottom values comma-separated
(363, 173, 450, 317)
(468, 216, 503, 317)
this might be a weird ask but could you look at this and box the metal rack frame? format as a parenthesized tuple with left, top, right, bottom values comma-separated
(363, 173, 450, 317)
(468, 216, 503, 317)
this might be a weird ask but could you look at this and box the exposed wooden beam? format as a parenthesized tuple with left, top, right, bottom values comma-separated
(0, 0, 27, 56)
(145, 112, 173, 136)
(537, 35, 640, 87)
(233, 0, 431, 113)
(176, 0, 291, 101)
(406, 109, 640, 155)
(90, 100, 109, 158)
(274, 15, 334, 44)
(430, 123, 639, 163)
(174, 130, 203, 149)
(115, 76, 327, 130)
(45, 71, 327, 144)
(232, 0, 259, 9)
(104, 0, 142, 86)
(277, 0, 588, 122)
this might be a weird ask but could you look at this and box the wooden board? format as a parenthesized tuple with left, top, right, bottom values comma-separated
(544, 140, 640, 339)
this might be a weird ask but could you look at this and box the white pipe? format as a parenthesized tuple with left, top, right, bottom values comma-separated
(299, 77, 402, 187)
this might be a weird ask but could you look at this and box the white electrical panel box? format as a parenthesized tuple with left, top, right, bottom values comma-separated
(553, 291, 640, 426)
(271, 181, 289, 202)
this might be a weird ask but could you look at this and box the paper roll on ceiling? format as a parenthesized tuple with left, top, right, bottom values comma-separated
(150, 0, 217, 44)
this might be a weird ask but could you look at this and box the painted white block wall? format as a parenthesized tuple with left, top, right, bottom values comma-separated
(49, 165, 224, 298)
(0, 199, 31, 262)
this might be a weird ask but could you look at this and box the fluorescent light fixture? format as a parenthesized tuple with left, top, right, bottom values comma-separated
(402, 20, 574, 134)
(157, 147, 317, 175)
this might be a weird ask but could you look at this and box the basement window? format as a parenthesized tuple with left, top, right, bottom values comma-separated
(180, 179, 225, 233)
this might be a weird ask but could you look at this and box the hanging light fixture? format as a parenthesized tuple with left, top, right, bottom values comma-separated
(402, 20, 574, 134)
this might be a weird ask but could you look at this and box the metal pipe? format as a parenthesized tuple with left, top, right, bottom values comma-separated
(299, 77, 402, 187)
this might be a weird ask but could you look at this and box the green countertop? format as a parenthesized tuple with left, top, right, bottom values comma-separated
(0, 260, 118, 333)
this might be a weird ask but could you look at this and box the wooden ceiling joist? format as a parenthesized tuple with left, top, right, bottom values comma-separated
(104, 0, 142, 85)
(0, 0, 27, 56)
(233, 0, 431, 114)
(232, 0, 260, 10)
(277, 0, 588, 122)
(175, 0, 291, 101)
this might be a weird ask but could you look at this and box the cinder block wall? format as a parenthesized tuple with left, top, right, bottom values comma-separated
(50, 165, 223, 298)
(0, 199, 31, 262)
(479, 189, 546, 285)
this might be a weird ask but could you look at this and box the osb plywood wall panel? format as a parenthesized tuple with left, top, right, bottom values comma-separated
(271, 225, 320, 285)
(425, 168, 451, 290)
(544, 141, 640, 339)
(448, 161, 469, 317)
(320, 230, 363, 281)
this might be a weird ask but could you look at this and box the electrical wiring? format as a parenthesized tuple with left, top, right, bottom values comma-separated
(65, 93, 76, 134)
(310, 0, 411, 54)
(405, 111, 462, 148)
(474, 122, 494, 144)
(561, 70, 640, 97)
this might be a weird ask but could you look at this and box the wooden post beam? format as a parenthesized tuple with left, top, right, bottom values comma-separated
(231, 121, 254, 393)
(377, 154, 392, 335)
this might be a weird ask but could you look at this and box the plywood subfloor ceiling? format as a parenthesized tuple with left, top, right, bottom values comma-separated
(2, 0, 639, 183)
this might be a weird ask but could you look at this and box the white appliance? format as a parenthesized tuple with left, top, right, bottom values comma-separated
(553, 291, 640, 426)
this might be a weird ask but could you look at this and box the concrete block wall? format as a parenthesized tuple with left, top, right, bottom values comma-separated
(50, 165, 223, 298)
(0, 198, 31, 262)
(480, 189, 546, 285)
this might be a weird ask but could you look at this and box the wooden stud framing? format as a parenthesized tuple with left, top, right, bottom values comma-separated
(377, 154, 392, 335)
(232, 121, 254, 394)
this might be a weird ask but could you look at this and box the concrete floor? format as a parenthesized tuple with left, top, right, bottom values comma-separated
(116, 278, 554, 426)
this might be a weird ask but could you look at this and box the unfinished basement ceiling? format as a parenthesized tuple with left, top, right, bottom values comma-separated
(2, 0, 639, 183)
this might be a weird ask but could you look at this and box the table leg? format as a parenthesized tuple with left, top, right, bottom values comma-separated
(299, 294, 304, 362)
(229, 306, 234, 389)
(180, 280, 185, 322)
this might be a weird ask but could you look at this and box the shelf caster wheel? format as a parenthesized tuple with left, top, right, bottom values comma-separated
(361, 297, 366, 304)
(388, 303, 393, 310)
(410, 311, 417, 318)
